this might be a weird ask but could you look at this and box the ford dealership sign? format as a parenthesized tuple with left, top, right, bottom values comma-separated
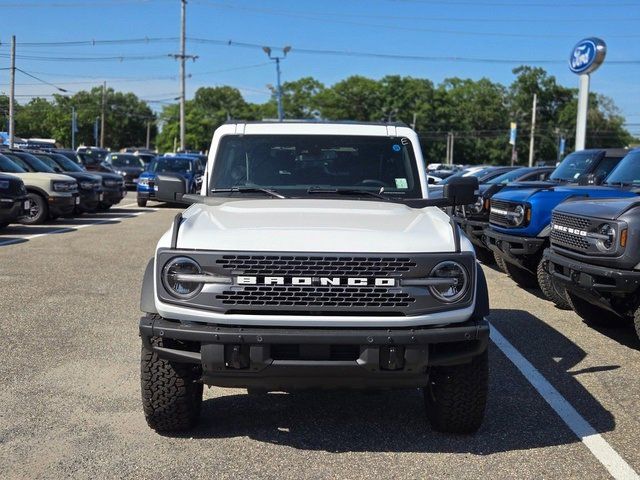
(569, 38, 606, 75)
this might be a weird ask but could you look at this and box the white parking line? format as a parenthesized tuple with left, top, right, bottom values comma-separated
(490, 324, 639, 480)
(0, 209, 156, 247)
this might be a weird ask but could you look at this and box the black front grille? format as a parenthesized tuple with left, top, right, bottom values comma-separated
(215, 255, 418, 277)
(552, 212, 591, 231)
(217, 285, 415, 310)
(550, 230, 590, 251)
(489, 199, 516, 227)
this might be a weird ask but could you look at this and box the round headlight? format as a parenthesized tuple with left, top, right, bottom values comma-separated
(596, 223, 616, 251)
(428, 261, 469, 303)
(469, 196, 484, 214)
(162, 257, 203, 299)
(511, 205, 525, 226)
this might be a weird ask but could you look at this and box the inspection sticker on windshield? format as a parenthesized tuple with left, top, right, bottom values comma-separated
(395, 178, 408, 189)
(392, 144, 401, 152)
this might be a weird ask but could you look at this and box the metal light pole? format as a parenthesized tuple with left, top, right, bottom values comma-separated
(263, 46, 291, 122)
(8, 35, 16, 148)
(528, 93, 537, 167)
(100, 81, 106, 148)
(71, 106, 77, 150)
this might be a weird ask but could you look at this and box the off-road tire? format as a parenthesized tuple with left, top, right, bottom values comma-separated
(141, 335, 203, 432)
(505, 261, 539, 289)
(537, 259, 571, 310)
(633, 308, 640, 340)
(21, 192, 48, 225)
(137, 198, 147, 208)
(493, 252, 508, 273)
(474, 247, 495, 265)
(566, 292, 630, 328)
(424, 349, 488, 434)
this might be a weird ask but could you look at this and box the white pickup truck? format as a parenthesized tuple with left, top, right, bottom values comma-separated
(139, 121, 489, 434)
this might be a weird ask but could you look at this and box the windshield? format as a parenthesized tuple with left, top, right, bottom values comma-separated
(33, 154, 65, 173)
(209, 134, 422, 197)
(487, 168, 530, 184)
(604, 151, 640, 185)
(550, 151, 601, 182)
(81, 148, 108, 161)
(0, 154, 26, 173)
(150, 158, 193, 173)
(35, 153, 84, 173)
(108, 154, 144, 168)
(4, 152, 56, 173)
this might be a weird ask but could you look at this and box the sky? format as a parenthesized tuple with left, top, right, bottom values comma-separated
(0, 0, 639, 136)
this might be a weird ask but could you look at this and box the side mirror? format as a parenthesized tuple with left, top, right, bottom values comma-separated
(156, 174, 200, 205)
(443, 176, 478, 206)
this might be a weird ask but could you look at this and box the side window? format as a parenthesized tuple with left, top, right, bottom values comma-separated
(593, 157, 622, 177)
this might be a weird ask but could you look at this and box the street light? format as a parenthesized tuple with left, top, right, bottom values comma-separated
(263, 45, 291, 122)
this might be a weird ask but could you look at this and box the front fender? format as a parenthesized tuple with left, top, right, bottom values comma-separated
(140, 257, 157, 314)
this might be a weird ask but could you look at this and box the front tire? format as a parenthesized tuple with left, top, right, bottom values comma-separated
(141, 336, 203, 432)
(537, 259, 570, 309)
(424, 349, 488, 434)
(505, 261, 538, 289)
(21, 193, 48, 225)
(137, 198, 147, 208)
(474, 247, 495, 265)
(494, 252, 508, 273)
(566, 292, 630, 328)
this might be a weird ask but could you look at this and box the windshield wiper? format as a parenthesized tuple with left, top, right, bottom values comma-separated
(306, 187, 389, 200)
(210, 187, 286, 198)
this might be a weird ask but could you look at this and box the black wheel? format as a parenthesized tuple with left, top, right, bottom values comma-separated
(141, 335, 203, 432)
(634, 309, 640, 340)
(21, 193, 48, 225)
(566, 292, 630, 328)
(493, 252, 508, 273)
(474, 247, 495, 265)
(424, 349, 488, 434)
(505, 261, 538, 289)
(137, 198, 148, 208)
(537, 259, 571, 309)
(97, 203, 112, 211)
(0, 222, 9, 230)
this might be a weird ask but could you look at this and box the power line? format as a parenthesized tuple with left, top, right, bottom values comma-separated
(0, 53, 172, 62)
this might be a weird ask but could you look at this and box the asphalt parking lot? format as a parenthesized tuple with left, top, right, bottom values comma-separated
(2, 201, 640, 480)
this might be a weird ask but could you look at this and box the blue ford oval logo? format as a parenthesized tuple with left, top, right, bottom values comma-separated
(569, 38, 606, 75)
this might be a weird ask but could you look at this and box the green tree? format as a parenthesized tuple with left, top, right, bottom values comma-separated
(317, 75, 383, 121)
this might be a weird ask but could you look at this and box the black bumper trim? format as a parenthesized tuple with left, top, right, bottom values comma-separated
(139, 316, 489, 389)
(544, 249, 640, 293)
(483, 228, 546, 266)
(454, 217, 489, 247)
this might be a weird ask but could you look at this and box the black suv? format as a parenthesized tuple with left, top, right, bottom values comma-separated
(0, 173, 29, 229)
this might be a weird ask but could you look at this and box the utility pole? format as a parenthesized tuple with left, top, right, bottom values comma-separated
(100, 81, 106, 148)
(411, 112, 417, 130)
(263, 46, 291, 121)
(8, 35, 16, 148)
(528, 93, 537, 167)
(445, 132, 455, 165)
(146, 120, 151, 150)
(71, 106, 77, 150)
(171, 0, 198, 152)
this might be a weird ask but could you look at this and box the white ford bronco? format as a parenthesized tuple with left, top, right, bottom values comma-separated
(139, 121, 489, 434)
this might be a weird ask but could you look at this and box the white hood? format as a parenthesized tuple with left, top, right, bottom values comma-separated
(11, 172, 76, 182)
(172, 199, 456, 253)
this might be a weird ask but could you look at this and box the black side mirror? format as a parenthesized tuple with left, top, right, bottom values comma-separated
(443, 176, 478, 206)
(155, 174, 201, 205)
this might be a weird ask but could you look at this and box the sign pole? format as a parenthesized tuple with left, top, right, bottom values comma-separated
(575, 73, 590, 151)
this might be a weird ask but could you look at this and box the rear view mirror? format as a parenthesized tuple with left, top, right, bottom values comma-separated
(443, 176, 478, 206)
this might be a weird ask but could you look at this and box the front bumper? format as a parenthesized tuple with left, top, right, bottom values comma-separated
(544, 249, 640, 294)
(0, 195, 29, 223)
(454, 216, 488, 248)
(137, 189, 155, 200)
(483, 228, 546, 268)
(49, 194, 79, 216)
(139, 315, 489, 389)
(78, 189, 103, 211)
(101, 188, 125, 206)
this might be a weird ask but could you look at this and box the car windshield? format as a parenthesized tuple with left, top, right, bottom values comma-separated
(0, 154, 27, 173)
(4, 152, 56, 173)
(81, 148, 108, 161)
(38, 153, 84, 173)
(549, 151, 600, 182)
(209, 134, 422, 197)
(604, 151, 640, 185)
(33, 154, 66, 173)
(150, 158, 193, 173)
(487, 168, 529, 184)
(109, 154, 145, 168)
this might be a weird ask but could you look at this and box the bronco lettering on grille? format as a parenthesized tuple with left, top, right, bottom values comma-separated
(236, 276, 397, 287)
(552, 224, 587, 237)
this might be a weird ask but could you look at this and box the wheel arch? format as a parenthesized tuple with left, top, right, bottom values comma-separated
(140, 257, 158, 314)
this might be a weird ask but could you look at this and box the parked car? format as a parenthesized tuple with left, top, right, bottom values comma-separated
(544, 193, 640, 339)
(104, 153, 145, 189)
(484, 148, 640, 309)
(453, 166, 554, 263)
(136, 155, 204, 207)
(40, 150, 125, 211)
(428, 166, 519, 200)
(4, 150, 102, 214)
(0, 173, 29, 229)
(0, 153, 78, 224)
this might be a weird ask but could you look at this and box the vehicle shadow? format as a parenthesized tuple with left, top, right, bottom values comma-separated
(0, 217, 123, 247)
(582, 322, 640, 351)
(166, 308, 615, 454)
